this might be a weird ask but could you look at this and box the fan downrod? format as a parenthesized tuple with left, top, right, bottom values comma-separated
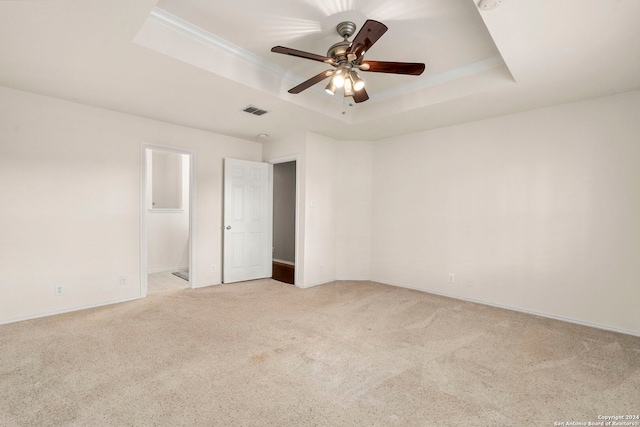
(327, 21, 357, 61)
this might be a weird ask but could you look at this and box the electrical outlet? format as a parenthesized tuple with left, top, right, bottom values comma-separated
(448, 273, 455, 283)
(119, 276, 128, 286)
(211, 265, 216, 272)
(54, 285, 64, 296)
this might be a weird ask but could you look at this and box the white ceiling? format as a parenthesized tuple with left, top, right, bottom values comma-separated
(1, 0, 639, 142)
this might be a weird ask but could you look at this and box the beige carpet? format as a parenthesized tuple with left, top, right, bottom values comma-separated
(1, 280, 638, 426)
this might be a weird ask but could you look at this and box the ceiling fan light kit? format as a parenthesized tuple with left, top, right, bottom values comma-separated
(344, 76, 355, 97)
(352, 72, 365, 91)
(271, 19, 426, 103)
(325, 80, 337, 95)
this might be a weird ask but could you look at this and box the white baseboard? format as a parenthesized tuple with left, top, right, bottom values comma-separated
(371, 278, 640, 338)
(0, 296, 143, 326)
(191, 281, 221, 289)
(296, 278, 336, 289)
(336, 276, 372, 282)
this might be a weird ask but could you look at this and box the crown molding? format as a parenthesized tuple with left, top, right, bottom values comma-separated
(149, 7, 287, 79)
(371, 56, 506, 103)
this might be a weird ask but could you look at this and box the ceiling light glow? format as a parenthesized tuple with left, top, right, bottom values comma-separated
(325, 80, 337, 95)
(300, 0, 355, 17)
(343, 76, 354, 97)
(351, 71, 365, 91)
(332, 71, 346, 88)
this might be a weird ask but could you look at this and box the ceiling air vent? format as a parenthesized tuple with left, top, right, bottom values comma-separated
(242, 105, 269, 116)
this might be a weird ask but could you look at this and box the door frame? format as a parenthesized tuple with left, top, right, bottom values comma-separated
(140, 143, 196, 296)
(268, 155, 300, 286)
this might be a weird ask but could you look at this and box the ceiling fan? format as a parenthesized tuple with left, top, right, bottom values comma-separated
(271, 20, 425, 103)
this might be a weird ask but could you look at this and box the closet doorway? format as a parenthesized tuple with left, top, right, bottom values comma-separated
(271, 160, 297, 284)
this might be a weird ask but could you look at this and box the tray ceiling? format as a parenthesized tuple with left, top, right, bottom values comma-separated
(0, 0, 638, 141)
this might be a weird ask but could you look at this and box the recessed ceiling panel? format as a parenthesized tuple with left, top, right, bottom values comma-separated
(135, 0, 514, 123)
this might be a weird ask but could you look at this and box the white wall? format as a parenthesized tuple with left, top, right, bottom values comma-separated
(335, 140, 373, 280)
(301, 135, 376, 285)
(302, 132, 338, 286)
(371, 89, 640, 335)
(151, 150, 183, 209)
(2, 83, 638, 335)
(0, 86, 261, 323)
(263, 133, 374, 287)
(147, 152, 190, 273)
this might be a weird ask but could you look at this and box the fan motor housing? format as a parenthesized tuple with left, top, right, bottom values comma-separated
(327, 21, 357, 62)
(327, 40, 350, 62)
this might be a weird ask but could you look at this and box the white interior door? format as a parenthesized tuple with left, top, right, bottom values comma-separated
(223, 158, 273, 283)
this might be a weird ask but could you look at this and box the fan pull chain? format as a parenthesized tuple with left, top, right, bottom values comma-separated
(341, 97, 354, 115)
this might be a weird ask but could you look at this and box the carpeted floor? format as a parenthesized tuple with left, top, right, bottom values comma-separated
(1, 280, 638, 426)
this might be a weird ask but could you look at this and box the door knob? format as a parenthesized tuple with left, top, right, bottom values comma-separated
(226, 225, 231, 230)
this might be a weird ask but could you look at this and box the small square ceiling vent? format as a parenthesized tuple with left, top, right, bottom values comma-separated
(242, 105, 269, 116)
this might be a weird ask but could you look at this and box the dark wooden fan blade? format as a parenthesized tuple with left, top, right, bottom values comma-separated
(271, 46, 335, 64)
(352, 87, 369, 103)
(347, 20, 388, 62)
(288, 70, 334, 94)
(360, 60, 425, 75)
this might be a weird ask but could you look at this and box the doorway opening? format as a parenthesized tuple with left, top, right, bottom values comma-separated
(140, 144, 195, 296)
(271, 160, 297, 284)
